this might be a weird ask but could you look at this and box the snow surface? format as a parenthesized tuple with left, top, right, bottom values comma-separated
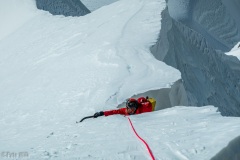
(0, 0, 38, 41)
(1, 0, 240, 160)
(226, 42, 240, 60)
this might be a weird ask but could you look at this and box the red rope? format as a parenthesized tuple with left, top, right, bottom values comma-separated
(127, 117, 155, 160)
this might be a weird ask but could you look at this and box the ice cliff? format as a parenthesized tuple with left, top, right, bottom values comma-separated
(151, 0, 240, 116)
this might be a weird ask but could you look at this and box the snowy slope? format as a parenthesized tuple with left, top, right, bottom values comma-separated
(1, 0, 240, 160)
(133, 106, 240, 160)
(0, 0, 179, 111)
(0, 0, 174, 159)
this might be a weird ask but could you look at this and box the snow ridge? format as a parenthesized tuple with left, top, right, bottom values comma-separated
(0, 1, 180, 159)
(1, 0, 240, 160)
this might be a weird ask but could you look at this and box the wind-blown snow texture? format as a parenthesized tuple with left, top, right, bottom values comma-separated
(36, 0, 90, 16)
(151, 0, 240, 116)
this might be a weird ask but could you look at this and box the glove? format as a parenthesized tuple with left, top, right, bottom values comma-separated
(93, 111, 104, 118)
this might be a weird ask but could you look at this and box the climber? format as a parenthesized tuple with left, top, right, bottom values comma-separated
(93, 97, 156, 118)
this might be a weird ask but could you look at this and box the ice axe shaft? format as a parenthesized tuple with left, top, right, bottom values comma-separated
(76, 115, 95, 123)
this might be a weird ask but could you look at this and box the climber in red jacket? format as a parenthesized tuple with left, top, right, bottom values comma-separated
(93, 97, 153, 118)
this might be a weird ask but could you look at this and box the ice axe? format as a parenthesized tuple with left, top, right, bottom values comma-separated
(76, 115, 95, 123)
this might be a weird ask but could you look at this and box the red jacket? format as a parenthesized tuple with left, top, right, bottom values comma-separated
(103, 97, 152, 116)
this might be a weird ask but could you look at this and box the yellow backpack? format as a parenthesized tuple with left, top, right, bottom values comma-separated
(146, 97, 156, 111)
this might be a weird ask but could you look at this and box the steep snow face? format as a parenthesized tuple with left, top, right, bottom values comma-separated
(191, 0, 240, 51)
(167, 0, 240, 51)
(0, 0, 179, 113)
(81, 0, 119, 11)
(36, 0, 90, 16)
(151, 0, 240, 116)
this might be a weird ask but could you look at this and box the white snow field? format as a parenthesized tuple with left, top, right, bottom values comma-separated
(0, 0, 240, 160)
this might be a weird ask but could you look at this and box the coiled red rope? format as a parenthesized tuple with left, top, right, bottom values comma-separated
(127, 117, 155, 160)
